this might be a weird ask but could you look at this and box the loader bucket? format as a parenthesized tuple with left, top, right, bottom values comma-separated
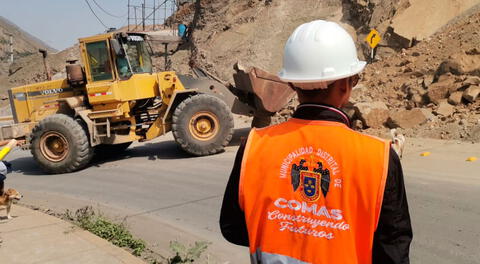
(232, 63, 295, 114)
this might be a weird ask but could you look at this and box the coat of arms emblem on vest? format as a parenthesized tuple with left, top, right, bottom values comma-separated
(291, 159, 330, 201)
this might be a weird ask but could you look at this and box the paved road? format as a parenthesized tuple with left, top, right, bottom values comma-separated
(6, 128, 252, 263)
(4, 130, 480, 263)
(401, 139, 480, 264)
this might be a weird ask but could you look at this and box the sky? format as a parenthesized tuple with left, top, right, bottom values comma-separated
(0, 0, 175, 51)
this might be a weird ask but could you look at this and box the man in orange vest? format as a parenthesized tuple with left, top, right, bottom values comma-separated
(220, 20, 412, 264)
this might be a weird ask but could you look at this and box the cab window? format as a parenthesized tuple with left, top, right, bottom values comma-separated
(116, 35, 153, 79)
(124, 39, 152, 74)
(86, 41, 113, 82)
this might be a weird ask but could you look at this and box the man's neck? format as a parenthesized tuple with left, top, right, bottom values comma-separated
(298, 99, 342, 108)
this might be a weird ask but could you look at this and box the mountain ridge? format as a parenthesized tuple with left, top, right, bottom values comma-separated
(0, 16, 56, 53)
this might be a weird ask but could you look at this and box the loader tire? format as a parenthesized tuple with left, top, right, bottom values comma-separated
(30, 114, 93, 174)
(94, 142, 132, 155)
(172, 94, 234, 156)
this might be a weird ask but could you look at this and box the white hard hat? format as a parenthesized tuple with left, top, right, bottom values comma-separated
(278, 20, 366, 85)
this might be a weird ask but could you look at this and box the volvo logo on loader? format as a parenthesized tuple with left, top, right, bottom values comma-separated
(40, 88, 64, 96)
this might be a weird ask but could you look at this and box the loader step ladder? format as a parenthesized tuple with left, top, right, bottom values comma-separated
(93, 118, 110, 138)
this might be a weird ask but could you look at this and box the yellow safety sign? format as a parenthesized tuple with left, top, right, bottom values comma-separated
(365, 29, 381, 49)
(466, 156, 477, 162)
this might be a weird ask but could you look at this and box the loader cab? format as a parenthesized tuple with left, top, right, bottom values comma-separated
(112, 34, 153, 79)
(79, 32, 158, 106)
(84, 39, 114, 82)
(80, 33, 152, 83)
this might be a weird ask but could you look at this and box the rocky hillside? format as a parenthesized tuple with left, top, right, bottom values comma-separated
(354, 8, 480, 142)
(0, 16, 60, 105)
(0, 16, 55, 78)
(5, 45, 79, 87)
(163, 0, 480, 142)
(1, 0, 479, 142)
(167, 0, 366, 82)
(166, 0, 480, 81)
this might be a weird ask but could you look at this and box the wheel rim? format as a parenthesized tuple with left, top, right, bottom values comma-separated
(188, 111, 220, 141)
(39, 131, 69, 162)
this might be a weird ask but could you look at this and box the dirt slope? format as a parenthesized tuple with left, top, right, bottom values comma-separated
(167, 0, 408, 83)
(390, 0, 480, 41)
(0, 16, 56, 79)
(358, 9, 480, 141)
(1, 1, 480, 142)
(0, 16, 61, 105)
(166, 0, 480, 142)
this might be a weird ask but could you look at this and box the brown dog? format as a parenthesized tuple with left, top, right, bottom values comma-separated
(0, 188, 22, 219)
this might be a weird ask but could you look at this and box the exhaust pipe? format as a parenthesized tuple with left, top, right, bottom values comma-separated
(39, 49, 52, 81)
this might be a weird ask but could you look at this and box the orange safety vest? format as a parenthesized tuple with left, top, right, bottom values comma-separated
(239, 118, 390, 264)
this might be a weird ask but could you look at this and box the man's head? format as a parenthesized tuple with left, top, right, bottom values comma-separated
(278, 20, 365, 107)
(291, 74, 360, 107)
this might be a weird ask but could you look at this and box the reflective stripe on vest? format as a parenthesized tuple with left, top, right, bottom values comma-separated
(239, 119, 390, 264)
(251, 248, 309, 264)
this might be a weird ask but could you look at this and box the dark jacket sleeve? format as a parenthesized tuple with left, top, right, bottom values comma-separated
(219, 141, 249, 246)
(373, 149, 413, 264)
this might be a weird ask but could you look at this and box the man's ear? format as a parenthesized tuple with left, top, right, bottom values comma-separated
(338, 78, 349, 93)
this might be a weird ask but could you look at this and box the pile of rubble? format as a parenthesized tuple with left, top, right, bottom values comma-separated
(349, 10, 480, 142)
(168, 0, 480, 141)
(351, 73, 480, 134)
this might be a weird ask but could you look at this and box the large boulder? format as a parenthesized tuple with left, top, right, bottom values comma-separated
(426, 78, 457, 104)
(436, 52, 480, 76)
(423, 75, 435, 88)
(405, 83, 427, 105)
(435, 101, 455, 117)
(388, 0, 480, 47)
(462, 85, 480, 103)
(463, 76, 480, 86)
(448, 91, 463, 105)
(388, 108, 430, 129)
(354, 102, 389, 128)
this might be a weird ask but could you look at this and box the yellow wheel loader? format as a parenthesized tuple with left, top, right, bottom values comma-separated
(1, 32, 294, 174)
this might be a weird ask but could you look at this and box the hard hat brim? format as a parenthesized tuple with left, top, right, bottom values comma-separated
(278, 61, 366, 83)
